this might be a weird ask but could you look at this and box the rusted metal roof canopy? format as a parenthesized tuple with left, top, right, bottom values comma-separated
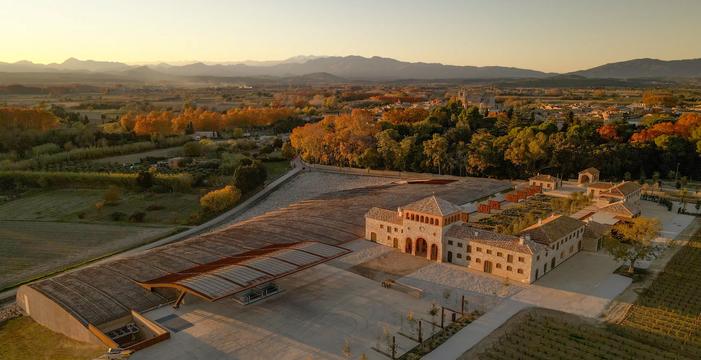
(138, 242, 350, 302)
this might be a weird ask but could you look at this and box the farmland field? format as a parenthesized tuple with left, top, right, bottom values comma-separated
(468, 221, 701, 359)
(0, 220, 176, 290)
(0, 188, 201, 225)
(91, 145, 183, 164)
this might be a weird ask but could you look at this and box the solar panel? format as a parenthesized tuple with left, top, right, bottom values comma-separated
(270, 249, 322, 266)
(292, 242, 348, 257)
(177, 275, 240, 299)
(244, 257, 296, 275)
(212, 265, 271, 286)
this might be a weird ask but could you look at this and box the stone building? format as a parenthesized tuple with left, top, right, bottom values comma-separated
(528, 174, 562, 190)
(365, 196, 588, 284)
(578, 167, 600, 184)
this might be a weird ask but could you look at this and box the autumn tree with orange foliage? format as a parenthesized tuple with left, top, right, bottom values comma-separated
(597, 124, 620, 141)
(642, 91, 678, 107)
(290, 109, 379, 166)
(381, 107, 429, 124)
(630, 113, 701, 143)
(0, 107, 60, 132)
(119, 107, 297, 136)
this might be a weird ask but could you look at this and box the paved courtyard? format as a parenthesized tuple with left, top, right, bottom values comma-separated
(134, 263, 435, 360)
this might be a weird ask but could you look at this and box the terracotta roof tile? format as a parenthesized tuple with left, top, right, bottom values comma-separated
(365, 207, 403, 225)
(402, 195, 461, 216)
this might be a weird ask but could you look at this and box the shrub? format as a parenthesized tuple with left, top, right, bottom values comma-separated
(183, 141, 203, 157)
(110, 212, 126, 221)
(128, 211, 146, 223)
(136, 171, 154, 190)
(200, 185, 241, 214)
(234, 161, 267, 193)
(0, 171, 192, 192)
(103, 185, 122, 204)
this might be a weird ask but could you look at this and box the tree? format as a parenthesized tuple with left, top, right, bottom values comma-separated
(183, 141, 204, 157)
(281, 141, 296, 160)
(234, 161, 268, 193)
(136, 171, 154, 190)
(604, 217, 661, 273)
(467, 130, 500, 176)
(422, 134, 449, 174)
(200, 185, 241, 213)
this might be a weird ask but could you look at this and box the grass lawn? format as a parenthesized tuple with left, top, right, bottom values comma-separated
(0, 220, 177, 290)
(0, 188, 201, 225)
(0, 317, 104, 360)
(263, 160, 291, 183)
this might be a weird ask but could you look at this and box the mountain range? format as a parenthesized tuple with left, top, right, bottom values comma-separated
(0, 56, 699, 83)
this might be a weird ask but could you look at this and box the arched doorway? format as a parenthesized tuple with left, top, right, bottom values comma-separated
(447, 251, 453, 263)
(416, 238, 428, 258)
(430, 244, 438, 261)
(551, 257, 556, 269)
(483, 260, 493, 273)
(405, 238, 413, 254)
(580, 174, 591, 184)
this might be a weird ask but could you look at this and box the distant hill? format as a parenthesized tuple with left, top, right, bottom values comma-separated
(2, 56, 700, 84)
(571, 58, 701, 79)
(0, 56, 549, 80)
(153, 55, 549, 80)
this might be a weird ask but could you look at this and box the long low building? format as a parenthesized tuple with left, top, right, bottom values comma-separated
(17, 177, 511, 351)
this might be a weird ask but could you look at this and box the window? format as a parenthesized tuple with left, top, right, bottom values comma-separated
(497, 252, 503, 257)
(496, 263, 502, 269)
(486, 249, 492, 255)
(518, 256, 524, 262)
(457, 242, 463, 248)
(475, 258, 481, 263)
(507, 254, 513, 263)
(517, 269, 524, 274)
(476, 247, 482, 252)
(537, 255, 540, 261)
(387, 236, 391, 240)
(466, 256, 471, 261)
(380, 224, 384, 229)
(467, 245, 472, 253)
(457, 253, 462, 259)
(394, 227, 398, 232)
(387, 227, 391, 233)
(448, 240, 454, 245)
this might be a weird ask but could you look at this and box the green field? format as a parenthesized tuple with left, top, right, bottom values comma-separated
(472, 221, 701, 359)
(0, 317, 104, 360)
(0, 220, 176, 289)
(0, 188, 201, 225)
(263, 160, 291, 183)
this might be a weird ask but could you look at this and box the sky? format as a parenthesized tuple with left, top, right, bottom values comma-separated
(1, 0, 700, 73)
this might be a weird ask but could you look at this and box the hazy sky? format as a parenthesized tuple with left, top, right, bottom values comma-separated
(2, 0, 700, 72)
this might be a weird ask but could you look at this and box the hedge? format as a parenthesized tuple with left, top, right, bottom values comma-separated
(0, 171, 192, 192)
(0, 136, 191, 171)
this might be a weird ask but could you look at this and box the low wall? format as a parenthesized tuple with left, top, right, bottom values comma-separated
(304, 162, 464, 180)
